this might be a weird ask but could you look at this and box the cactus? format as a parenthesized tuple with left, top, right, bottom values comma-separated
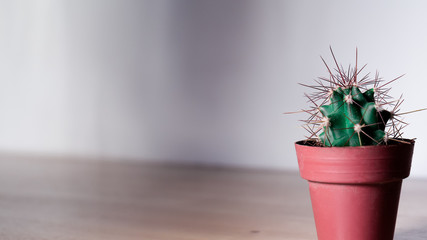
(291, 47, 421, 147)
(318, 86, 391, 146)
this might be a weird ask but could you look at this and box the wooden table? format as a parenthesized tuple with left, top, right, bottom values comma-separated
(0, 154, 425, 239)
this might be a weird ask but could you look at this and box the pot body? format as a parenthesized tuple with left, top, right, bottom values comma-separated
(295, 140, 414, 240)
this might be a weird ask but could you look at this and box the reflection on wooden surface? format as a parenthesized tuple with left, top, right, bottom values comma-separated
(0, 155, 424, 239)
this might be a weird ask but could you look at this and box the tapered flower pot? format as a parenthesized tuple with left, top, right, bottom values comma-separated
(295, 140, 415, 240)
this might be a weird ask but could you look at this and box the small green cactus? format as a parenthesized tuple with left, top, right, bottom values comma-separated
(291, 47, 420, 147)
(318, 86, 391, 146)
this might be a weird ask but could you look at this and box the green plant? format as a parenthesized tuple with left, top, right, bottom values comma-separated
(292, 47, 422, 147)
(318, 86, 391, 146)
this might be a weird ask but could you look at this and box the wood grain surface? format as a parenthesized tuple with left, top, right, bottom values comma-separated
(0, 154, 424, 239)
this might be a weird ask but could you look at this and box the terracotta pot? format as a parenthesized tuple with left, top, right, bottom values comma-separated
(295, 140, 415, 240)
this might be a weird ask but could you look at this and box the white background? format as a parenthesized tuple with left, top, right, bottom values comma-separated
(1, 0, 427, 177)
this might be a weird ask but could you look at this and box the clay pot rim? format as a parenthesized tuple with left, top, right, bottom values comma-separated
(295, 138, 415, 184)
(295, 138, 415, 149)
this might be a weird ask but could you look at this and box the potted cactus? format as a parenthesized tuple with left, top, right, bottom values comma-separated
(290, 48, 423, 240)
